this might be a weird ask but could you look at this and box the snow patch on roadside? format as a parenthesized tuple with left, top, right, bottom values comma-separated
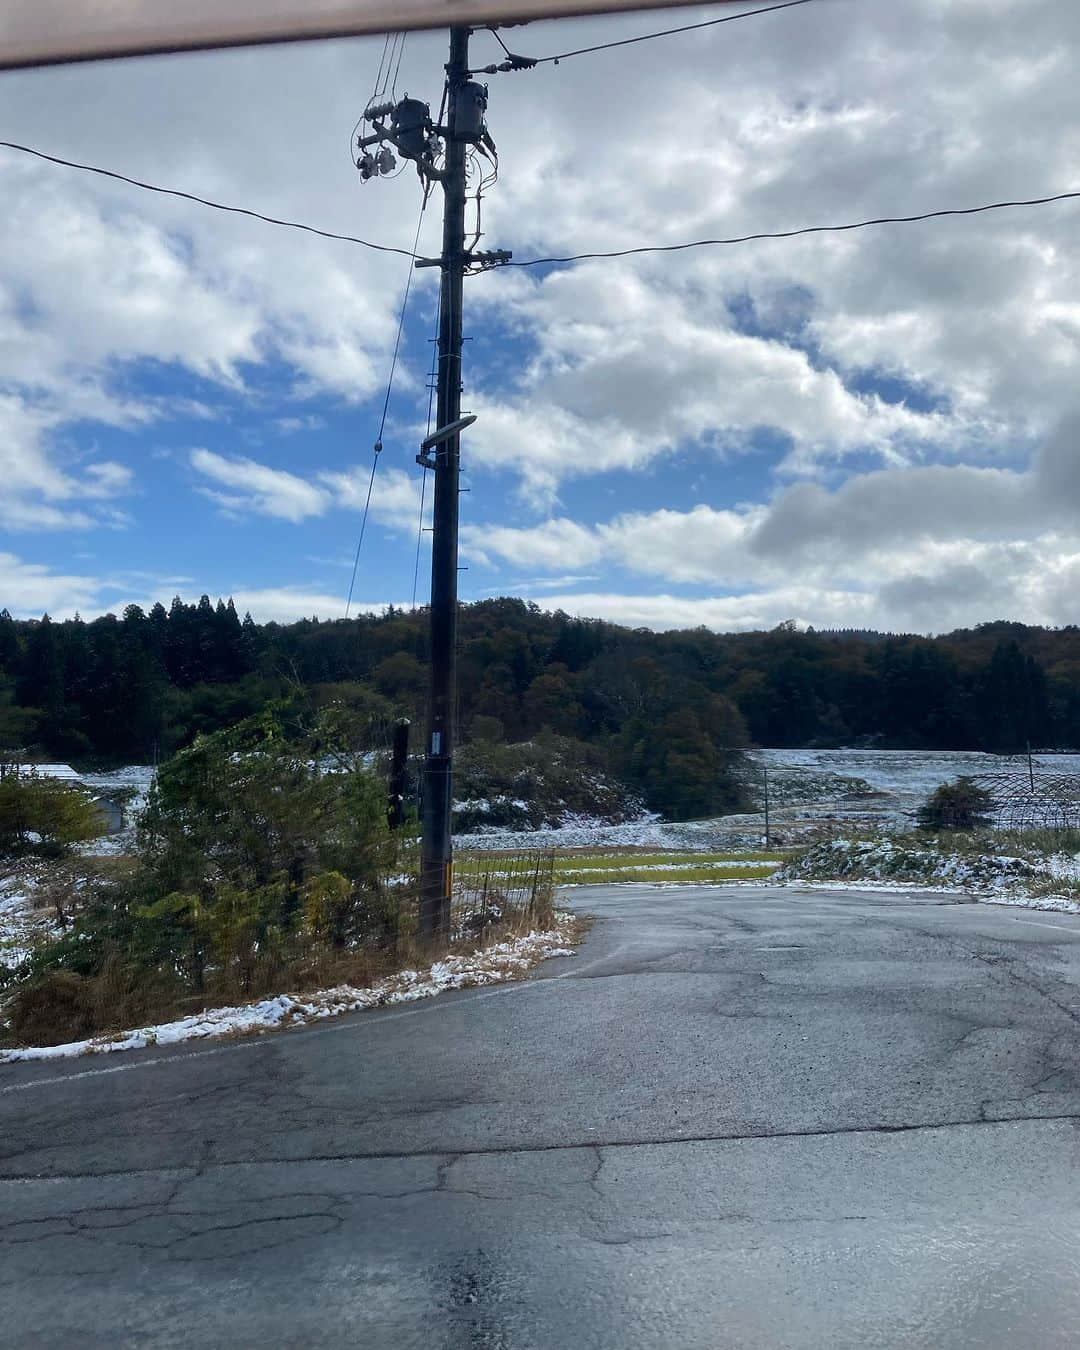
(0, 914, 579, 1063)
(782, 837, 1080, 913)
(0, 877, 60, 971)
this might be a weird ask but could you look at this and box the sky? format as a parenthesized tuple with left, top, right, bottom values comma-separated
(1, 0, 1079, 634)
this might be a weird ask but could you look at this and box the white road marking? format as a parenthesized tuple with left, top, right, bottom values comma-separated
(550, 942, 636, 978)
(0, 978, 551, 1096)
(1006, 917, 1080, 935)
(7, 889, 1078, 1094)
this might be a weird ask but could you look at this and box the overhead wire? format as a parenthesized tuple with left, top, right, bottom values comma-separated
(517, 0, 819, 65)
(345, 198, 429, 618)
(7, 139, 1080, 269)
(371, 33, 391, 98)
(413, 287, 443, 610)
(490, 189, 1080, 268)
(0, 140, 423, 259)
(390, 32, 408, 99)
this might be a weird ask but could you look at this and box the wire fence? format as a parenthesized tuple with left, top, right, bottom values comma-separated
(971, 773, 1080, 832)
(451, 850, 556, 941)
(736, 761, 1080, 841)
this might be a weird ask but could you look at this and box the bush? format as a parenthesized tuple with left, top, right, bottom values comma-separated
(6, 971, 96, 1045)
(453, 735, 643, 831)
(3, 706, 413, 1041)
(0, 774, 105, 859)
(917, 777, 995, 832)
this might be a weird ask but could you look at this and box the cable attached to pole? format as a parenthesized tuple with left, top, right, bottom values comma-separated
(412, 287, 442, 609)
(345, 200, 429, 618)
(475, 0, 818, 73)
(344, 455, 380, 620)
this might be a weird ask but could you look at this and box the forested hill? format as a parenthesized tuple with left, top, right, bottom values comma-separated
(1, 598, 1077, 776)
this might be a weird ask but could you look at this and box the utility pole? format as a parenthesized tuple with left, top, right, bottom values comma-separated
(354, 26, 510, 943)
(763, 765, 771, 850)
(387, 717, 411, 830)
(419, 24, 470, 942)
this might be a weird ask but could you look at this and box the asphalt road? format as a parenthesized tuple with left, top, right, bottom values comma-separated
(5, 883, 1080, 1348)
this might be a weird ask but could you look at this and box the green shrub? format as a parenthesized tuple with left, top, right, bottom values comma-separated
(453, 734, 642, 831)
(916, 777, 995, 832)
(0, 774, 105, 859)
(4, 706, 412, 1041)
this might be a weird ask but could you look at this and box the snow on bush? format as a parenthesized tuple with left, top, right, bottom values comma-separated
(781, 835, 1080, 909)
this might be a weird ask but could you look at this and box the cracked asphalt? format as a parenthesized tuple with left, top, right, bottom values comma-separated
(5, 883, 1080, 1348)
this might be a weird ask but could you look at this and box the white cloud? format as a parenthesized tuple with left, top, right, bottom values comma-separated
(190, 448, 330, 522)
(4, 4, 1080, 632)
(0, 554, 400, 625)
(223, 587, 395, 623)
(189, 449, 427, 533)
(0, 393, 134, 530)
(469, 416, 1080, 631)
(468, 263, 969, 502)
(0, 552, 103, 617)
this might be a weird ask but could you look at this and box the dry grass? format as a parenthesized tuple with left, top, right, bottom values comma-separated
(2, 855, 560, 1049)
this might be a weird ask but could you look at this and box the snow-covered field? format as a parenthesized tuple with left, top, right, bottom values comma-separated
(0, 914, 578, 1063)
(755, 747, 1080, 810)
(460, 749, 1080, 852)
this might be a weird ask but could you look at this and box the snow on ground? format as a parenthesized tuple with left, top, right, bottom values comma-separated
(77, 765, 156, 857)
(753, 748, 1080, 811)
(0, 874, 60, 972)
(0, 886, 37, 971)
(457, 812, 765, 853)
(782, 836, 1080, 912)
(0, 914, 578, 1063)
(459, 750, 1080, 852)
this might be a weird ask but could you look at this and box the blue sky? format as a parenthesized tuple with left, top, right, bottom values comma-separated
(1, 0, 1079, 632)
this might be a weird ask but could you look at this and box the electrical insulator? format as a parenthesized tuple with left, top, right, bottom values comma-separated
(357, 151, 377, 182)
(376, 146, 397, 175)
(455, 82, 488, 142)
(391, 96, 430, 160)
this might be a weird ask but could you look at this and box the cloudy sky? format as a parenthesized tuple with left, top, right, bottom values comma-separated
(1, 0, 1079, 632)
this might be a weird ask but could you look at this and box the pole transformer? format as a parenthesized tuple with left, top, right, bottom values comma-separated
(419, 25, 470, 943)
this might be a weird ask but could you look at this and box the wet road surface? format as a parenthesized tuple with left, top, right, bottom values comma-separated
(4, 884, 1080, 1347)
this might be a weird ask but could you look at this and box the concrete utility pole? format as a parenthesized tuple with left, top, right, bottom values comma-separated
(355, 26, 509, 943)
(419, 24, 470, 941)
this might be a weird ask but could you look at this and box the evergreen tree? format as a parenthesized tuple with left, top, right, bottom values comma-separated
(0, 608, 19, 675)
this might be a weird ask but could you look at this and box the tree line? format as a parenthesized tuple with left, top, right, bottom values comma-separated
(1, 597, 1077, 814)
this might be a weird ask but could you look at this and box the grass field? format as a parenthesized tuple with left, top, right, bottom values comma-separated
(456, 849, 787, 888)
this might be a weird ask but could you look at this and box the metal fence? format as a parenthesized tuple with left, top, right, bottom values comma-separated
(451, 850, 556, 940)
(971, 773, 1080, 832)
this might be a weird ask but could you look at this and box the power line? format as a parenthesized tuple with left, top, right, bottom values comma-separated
(0, 140, 422, 260)
(5, 138, 1080, 271)
(530, 0, 819, 64)
(492, 189, 1080, 268)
